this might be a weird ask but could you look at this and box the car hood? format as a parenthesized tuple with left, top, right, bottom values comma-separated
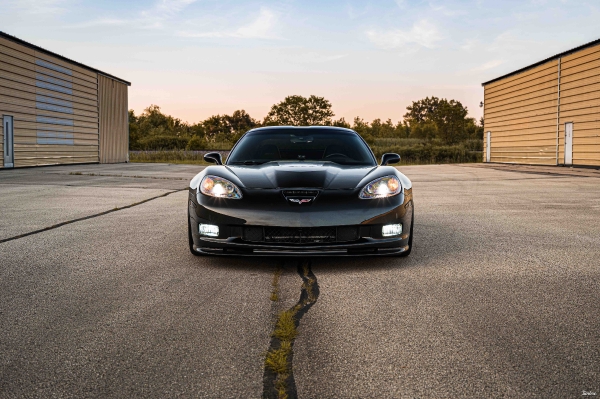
(225, 162, 377, 189)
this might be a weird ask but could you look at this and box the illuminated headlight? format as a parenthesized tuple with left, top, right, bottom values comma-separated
(200, 175, 242, 199)
(359, 176, 401, 199)
(199, 224, 219, 237)
(382, 224, 402, 237)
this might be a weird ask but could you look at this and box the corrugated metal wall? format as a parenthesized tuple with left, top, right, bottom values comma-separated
(98, 75, 128, 163)
(0, 36, 99, 167)
(483, 41, 600, 167)
(483, 60, 560, 165)
(559, 43, 600, 167)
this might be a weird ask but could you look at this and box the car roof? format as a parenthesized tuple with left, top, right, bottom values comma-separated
(247, 126, 357, 134)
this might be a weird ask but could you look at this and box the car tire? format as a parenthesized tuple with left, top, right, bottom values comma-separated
(398, 208, 414, 257)
(188, 215, 204, 256)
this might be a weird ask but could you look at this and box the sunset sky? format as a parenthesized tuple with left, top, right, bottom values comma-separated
(3, 0, 599, 124)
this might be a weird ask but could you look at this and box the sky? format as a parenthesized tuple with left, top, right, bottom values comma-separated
(2, 0, 599, 124)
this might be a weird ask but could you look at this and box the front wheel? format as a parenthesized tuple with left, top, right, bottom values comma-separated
(188, 216, 204, 256)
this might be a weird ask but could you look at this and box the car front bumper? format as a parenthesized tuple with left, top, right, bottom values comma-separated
(188, 188, 413, 257)
(191, 236, 408, 256)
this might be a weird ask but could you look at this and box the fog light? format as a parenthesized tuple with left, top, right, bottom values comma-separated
(199, 224, 219, 237)
(382, 224, 402, 237)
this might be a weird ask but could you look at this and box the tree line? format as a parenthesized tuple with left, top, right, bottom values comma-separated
(129, 95, 483, 151)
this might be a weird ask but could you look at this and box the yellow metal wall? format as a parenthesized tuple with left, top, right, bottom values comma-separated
(484, 42, 600, 166)
(558, 43, 600, 166)
(98, 75, 128, 163)
(0, 36, 99, 167)
(483, 60, 559, 165)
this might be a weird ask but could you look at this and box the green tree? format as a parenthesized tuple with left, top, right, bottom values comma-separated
(186, 136, 207, 150)
(264, 95, 334, 126)
(410, 121, 438, 140)
(351, 117, 374, 145)
(224, 110, 260, 141)
(404, 97, 470, 144)
(331, 117, 351, 128)
(129, 105, 194, 150)
(129, 110, 140, 150)
(202, 115, 229, 142)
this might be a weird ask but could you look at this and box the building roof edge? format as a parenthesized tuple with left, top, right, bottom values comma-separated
(481, 38, 600, 87)
(0, 31, 131, 86)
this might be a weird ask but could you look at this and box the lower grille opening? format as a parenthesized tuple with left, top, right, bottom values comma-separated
(266, 227, 336, 244)
(242, 226, 359, 244)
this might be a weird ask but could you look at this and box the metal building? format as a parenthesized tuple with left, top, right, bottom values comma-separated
(1, 31, 130, 168)
(482, 38, 600, 167)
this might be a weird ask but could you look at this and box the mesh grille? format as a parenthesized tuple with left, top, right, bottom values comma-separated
(337, 226, 359, 242)
(243, 227, 264, 242)
(241, 226, 360, 244)
(265, 227, 336, 244)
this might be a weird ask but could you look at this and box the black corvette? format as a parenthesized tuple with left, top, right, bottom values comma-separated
(187, 126, 413, 256)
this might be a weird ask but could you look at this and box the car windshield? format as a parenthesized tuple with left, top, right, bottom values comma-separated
(227, 128, 376, 166)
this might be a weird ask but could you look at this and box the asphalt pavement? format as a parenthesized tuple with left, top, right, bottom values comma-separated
(1, 163, 599, 398)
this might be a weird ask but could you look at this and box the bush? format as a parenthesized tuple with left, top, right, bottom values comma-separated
(135, 135, 190, 151)
(369, 139, 482, 164)
(186, 136, 207, 150)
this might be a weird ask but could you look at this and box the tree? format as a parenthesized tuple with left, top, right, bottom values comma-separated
(351, 117, 374, 145)
(264, 95, 334, 126)
(129, 110, 140, 150)
(202, 115, 229, 142)
(332, 117, 351, 128)
(404, 97, 470, 144)
(404, 96, 441, 124)
(224, 110, 260, 141)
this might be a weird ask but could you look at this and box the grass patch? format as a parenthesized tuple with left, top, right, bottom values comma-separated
(273, 310, 298, 342)
(264, 262, 319, 399)
(265, 342, 291, 375)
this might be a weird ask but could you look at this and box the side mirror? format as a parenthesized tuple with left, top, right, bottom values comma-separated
(381, 153, 400, 166)
(204, 152, 223, 165)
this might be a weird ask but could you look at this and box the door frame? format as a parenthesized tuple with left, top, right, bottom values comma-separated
(564, 122, 573, 166)
(486, 131, 491, 163)
(3, 115, 14, 168)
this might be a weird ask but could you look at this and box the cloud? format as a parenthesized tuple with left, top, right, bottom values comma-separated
(470, 60, 504, 72)
(460, 39, 481, 52)
(70, 0, 198, 30)
(10, 0, 69, 15)
(155, 0, 198, 14)
(67, 18, 128, 28)
(366, 20, 441, 50)
(428, 2, 467, 16)
(178, 8, 278, 39)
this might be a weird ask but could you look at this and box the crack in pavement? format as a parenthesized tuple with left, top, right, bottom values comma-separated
(263, 260, 319, 399)
(66, 172, 188, 181)
(0, 189, 186, 244)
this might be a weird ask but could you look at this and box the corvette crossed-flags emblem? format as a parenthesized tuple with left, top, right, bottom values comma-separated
(288, 198, 312, 204)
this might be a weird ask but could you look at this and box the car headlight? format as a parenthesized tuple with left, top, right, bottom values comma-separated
(359, 176, 401, 199)
(199, 175, 242, 199)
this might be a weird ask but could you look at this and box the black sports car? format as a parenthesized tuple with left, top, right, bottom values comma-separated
(187, 126, 413, 256)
